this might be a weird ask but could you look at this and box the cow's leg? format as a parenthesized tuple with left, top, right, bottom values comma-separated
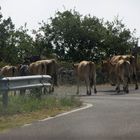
(116, 85, 120, 93)
(85, 80, 89, 95)
(116, 77, 120, 93)
(133, 67, 138, 90)
(85, 78, 90, 95)
(89, 84, 91, 96)
(93, 74, 97, 94)
(134, 74, 138, 90)
(76, 78, 80, 95)
(109, 72, 116, 86)
(123, 85, 129, 93)
(126, 84, 129, 93)
(123, 78, 129, 93)
(88, 88, 91, 96)
(115, 86, 119, 91)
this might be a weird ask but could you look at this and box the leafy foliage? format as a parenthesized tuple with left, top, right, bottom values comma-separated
(39, 10, 137, 62)
(0, 8, 138, 64)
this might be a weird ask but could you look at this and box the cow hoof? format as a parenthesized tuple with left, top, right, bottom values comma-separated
(125, 88, 129, 93)
(126, 90, 129, 93)
(94, 89, 97, 94)
(115, 87, 119, 91)
(117, 89, 120, 93)
(87, 91, 91, 96)
(111, 83, 116, 86)
(135, 86, 138, 90)
(88, 93, 91, 96)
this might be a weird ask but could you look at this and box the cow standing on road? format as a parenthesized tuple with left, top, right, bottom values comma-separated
(115, 59, 131, 93)
(101, 55, 138, 90)
(73, 60, 97, 95)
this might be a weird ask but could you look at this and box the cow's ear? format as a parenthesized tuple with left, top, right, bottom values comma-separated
(73, 64, 76, 68)
(101, 60, 107, 65)
(73, 63, 79, 68)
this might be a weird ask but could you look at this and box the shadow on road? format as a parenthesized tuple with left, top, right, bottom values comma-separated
(78, 88, 137, 97)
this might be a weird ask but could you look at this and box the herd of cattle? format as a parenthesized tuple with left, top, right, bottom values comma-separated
(101, 55, 138, 93)
(0, 54, 139, 95)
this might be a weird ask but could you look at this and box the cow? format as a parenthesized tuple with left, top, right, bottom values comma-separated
(73, 60, 97, 95)
(17, 64, 30, 95)
(29, 59, 58, 92)
(29, 60, 46, 75)
(0, 65, 19, 96)
(44, 59, 58, 87)
(18, 64, 30, 76)
(115, 59, 131, 93)
(0, 65, 18, 77)
(101, 55, 138, 90)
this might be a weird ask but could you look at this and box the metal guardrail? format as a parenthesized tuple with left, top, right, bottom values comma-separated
(0, 75, 52, 108)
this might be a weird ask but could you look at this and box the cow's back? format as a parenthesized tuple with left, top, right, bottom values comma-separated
(110, 55, 123, 64)
(115, 59, 131, 80)
(77, 61, 90, 80)
(73, 60, 97, 94)
(29, 61, 46, 75)
(0, 66, 18, 77)
(110, 55, 136, 65)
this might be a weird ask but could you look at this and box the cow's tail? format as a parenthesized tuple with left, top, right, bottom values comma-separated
(41, 63, 45, 74)
(124, 61, 131, 83)
(89, 61, 96, 88)
(12, 67, 16, 76)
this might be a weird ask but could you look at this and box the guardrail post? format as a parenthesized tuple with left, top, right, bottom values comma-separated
(2, 80, 8, 108)
(2, 90, 8, 108)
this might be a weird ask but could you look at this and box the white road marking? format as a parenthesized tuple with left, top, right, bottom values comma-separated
(22, 103, 93, 127)
(92, 96, 140, 100)
(22, 124, 32, 127)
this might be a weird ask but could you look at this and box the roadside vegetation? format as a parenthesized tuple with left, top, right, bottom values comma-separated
(0, 92, 82, 132)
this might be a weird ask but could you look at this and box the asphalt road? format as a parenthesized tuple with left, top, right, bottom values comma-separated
(0, 85, 140, 140)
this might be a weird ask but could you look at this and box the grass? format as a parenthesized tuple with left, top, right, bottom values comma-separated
(0, 92, 82, 132)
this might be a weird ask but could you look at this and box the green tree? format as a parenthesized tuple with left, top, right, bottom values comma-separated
(33, 27, 54, 58)
(40, 10, 105, 61)
(102, 17, 136, 58)
(39, 10, 137, 62)
(0, 10, 34, 64)
(0, 13, 16, 64)
(0, 8, 137, 65)
(13, 25, 34, 63)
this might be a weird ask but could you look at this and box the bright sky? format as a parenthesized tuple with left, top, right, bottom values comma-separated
(0, 0, 140, 39)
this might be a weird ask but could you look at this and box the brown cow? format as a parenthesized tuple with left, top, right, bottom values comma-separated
(29, 59, 58, 91)
(101, 55, 138, 89)
(115, 59, 131, 93)
(29, 60, 46, 75)
(0, 65, 18, 77)
(0, 65, 19, 96)
(73, 61, 97, 95)
(43, 59, 58, 86)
